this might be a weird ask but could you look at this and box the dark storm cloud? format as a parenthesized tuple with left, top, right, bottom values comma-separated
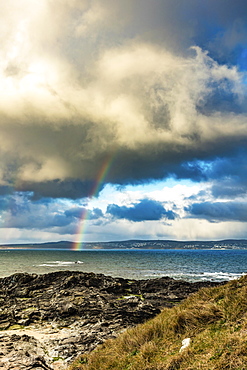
(0, 0, 246, 200)
(186, 201, 247, 222)
(107, 199, 177, 222)
(17, 179, 105, 200)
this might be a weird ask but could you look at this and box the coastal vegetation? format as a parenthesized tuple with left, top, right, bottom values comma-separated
(70, 275, 247, 370)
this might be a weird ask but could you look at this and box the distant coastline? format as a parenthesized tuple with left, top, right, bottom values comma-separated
(1, 239, 247, 250)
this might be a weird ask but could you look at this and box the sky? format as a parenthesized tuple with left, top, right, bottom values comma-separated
(1, 0, 247, 245)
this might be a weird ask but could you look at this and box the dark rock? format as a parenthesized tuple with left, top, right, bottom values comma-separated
(0, 271, 222, 369)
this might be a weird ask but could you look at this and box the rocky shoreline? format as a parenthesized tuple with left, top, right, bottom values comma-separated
(0, 271, 222, 369)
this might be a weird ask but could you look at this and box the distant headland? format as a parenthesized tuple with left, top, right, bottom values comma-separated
(1, 239, 247, 250)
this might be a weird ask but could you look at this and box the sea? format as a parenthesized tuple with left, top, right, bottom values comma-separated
(0, 248, 247, 282)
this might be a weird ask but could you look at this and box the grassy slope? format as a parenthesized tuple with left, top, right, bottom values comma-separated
(69, 276, 247, 370)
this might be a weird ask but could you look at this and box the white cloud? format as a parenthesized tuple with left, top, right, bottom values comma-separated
(0, 18, 246, 186)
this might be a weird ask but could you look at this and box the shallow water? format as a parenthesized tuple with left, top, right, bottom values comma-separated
(1, 248, 247, 282)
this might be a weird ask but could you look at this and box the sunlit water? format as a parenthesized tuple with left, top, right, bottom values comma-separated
(1, 249, 247, 282)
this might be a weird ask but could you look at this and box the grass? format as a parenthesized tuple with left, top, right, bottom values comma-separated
(69, 275, 247, 370)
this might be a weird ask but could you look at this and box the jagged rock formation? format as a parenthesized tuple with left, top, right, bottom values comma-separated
(0, 271, 220, 369)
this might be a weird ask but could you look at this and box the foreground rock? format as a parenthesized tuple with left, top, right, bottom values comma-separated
(0, 271, 221, 369)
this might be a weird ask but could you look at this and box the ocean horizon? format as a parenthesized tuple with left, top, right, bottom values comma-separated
(1, 248, 247, 282)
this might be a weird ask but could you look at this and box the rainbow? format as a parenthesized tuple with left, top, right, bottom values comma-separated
(72, 154, 115, 251)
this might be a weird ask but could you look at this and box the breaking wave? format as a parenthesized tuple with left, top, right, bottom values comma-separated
(144, 270, 245, 282)
(38, 260, 84, 267)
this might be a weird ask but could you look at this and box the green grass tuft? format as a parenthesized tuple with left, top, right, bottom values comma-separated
(69, 275, 247, 370)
